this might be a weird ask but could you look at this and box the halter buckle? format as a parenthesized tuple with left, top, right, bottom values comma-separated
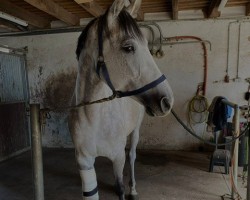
(114, 91, 123, 98)
(98, 56, 104, 63)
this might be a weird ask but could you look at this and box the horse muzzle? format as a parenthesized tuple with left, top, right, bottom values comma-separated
(144, 96, 174, 117)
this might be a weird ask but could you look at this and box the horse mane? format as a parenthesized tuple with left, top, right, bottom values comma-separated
(76, 18, 97, 60)
(76, 9, 143, 60)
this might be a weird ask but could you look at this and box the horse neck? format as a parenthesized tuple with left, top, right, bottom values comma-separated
(75, 53, 109, 105)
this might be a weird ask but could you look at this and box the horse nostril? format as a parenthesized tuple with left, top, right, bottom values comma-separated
(160, 97, 171, 113)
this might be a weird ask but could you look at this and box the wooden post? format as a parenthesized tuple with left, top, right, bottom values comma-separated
(30, 104, 44, 200)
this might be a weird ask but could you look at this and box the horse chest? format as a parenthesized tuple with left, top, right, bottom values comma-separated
(75, 98, 143, 157)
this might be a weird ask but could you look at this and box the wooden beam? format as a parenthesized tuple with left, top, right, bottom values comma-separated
(24, 0, 80, 26)
(0, 19, 20, 32)
(75, 0, 93, 3)
(207, 0, 223, 18)
(136, 9, 144, 21)
(172, 0, 179, 20)
(0, 0, 50, 28)
(246, 3, 250, 16)
(74, 0, 104, 17)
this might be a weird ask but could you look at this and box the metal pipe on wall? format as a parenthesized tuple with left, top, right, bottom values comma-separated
(236, 23, 242, 81)
(139, 21, 163, 45)
(226, 21, 238, 82)
(0, 44, 27, 53)
(0, 26, 86, 38)
(139, 22, 211, 93)
(160, 40, 212, 51)
(139, 25, 155, 52)
(30, 104, 44, 200)
(226, 20, 250, 82)
(165, 36, 209, 96)
(139, 21, 164, 55)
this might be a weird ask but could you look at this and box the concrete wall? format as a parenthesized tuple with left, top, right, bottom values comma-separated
(1, 18, 250, 150)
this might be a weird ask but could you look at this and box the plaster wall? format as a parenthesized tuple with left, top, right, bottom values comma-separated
(1, 18, 250, 150)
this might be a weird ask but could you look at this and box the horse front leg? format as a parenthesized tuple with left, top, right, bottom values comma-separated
(69, 111, 99, 199)
(128, 130, 139, 200)
(79, 168, 99, 200)
(113, 152, 126, 200)
(77, 154, 99, 200)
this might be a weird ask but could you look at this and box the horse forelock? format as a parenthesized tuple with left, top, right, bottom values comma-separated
(117, 10, 143, 41)
(76, 9, 143, 61)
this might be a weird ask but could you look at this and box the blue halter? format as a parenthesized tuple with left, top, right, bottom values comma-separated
(96, 20, 166, 98)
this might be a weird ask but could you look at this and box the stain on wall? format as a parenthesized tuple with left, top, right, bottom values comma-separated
(42, 71, 77, 148)
(44, 71, 76, 108)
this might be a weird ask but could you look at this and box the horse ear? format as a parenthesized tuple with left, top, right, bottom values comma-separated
(125, 0, 142, 18)
(108, 0, 125, 23)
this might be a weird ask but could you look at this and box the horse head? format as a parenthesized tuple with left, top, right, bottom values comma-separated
(76, 0, 174, 117)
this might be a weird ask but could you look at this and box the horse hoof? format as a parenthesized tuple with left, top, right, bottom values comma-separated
(128, 194, 139, 200)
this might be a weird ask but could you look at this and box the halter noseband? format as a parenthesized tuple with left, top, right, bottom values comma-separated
(96, 19, 166, 98)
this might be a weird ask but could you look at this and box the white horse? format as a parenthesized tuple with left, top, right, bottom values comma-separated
(68, 0, 174, 199)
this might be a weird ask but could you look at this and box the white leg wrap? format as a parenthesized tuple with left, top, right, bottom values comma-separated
(80, 169, 99, 200)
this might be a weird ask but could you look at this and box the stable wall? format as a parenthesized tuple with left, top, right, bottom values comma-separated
(1, 18, 250, 150)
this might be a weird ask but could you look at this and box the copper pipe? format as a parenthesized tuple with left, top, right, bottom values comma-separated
(166, 36, 208, 96)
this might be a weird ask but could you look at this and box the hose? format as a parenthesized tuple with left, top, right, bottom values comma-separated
(171, 109, 248, 147)
(187, 95, 209, 144)
(188, 95, 209, 125)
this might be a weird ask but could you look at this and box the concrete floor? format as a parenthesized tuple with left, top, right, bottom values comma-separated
(0, 149, 247, 200)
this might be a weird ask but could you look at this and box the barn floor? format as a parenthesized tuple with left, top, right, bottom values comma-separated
(0, 148, 247, 200)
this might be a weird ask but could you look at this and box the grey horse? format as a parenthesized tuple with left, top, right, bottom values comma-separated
(68, 0, 174, 199)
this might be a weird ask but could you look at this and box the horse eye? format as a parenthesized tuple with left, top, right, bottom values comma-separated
(122, 45, 135, 53)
